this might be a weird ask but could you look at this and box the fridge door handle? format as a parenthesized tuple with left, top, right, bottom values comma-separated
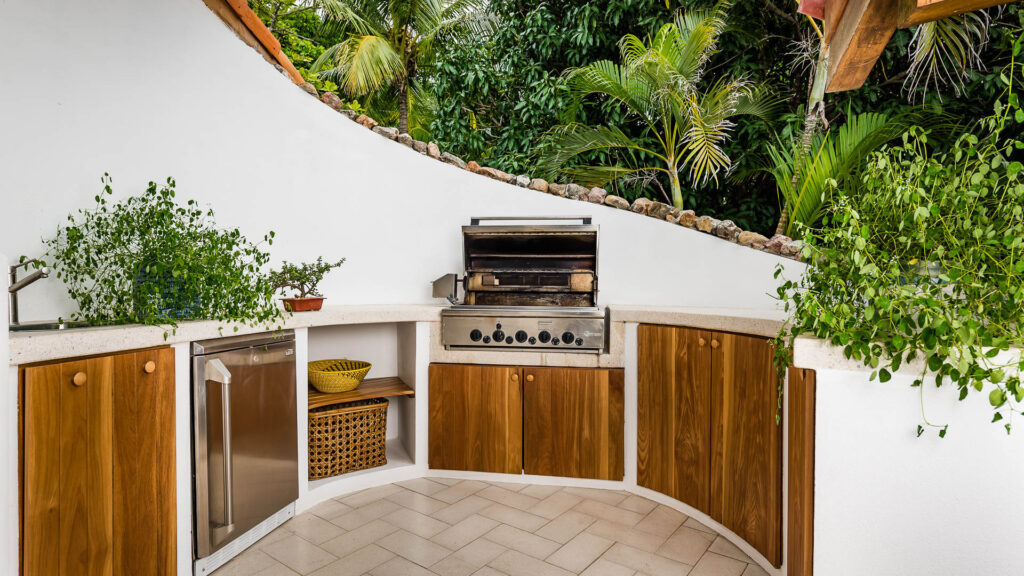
(206, 358, 235, 530)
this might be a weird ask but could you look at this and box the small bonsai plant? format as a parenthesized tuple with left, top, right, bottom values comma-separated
(269, 257, 346, 312)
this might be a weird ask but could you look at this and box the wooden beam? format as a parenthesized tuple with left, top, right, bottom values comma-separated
(899, 0, 1013, 27)
(202, 0, 306, 86)
(825, 0, 899, 92)
(824, 0, 851, 43)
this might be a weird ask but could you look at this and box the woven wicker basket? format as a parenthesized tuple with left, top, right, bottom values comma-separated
(308, 398, 388, 480)
(308, 359, 372, 393)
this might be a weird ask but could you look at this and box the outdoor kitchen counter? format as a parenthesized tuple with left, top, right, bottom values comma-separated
(9, 304, 787, 366)
(8, 304, 443, 366)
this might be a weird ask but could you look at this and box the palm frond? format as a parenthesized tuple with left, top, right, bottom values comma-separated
(319, 34, 405, 96)
(536, 124, 664, 182)
(905, 11, 991, 101)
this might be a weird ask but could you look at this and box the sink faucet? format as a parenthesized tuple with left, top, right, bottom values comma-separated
(9, 259, 49, 325)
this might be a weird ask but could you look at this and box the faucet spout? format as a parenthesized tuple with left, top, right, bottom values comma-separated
(9, 268, 49, 293)
(8, 259, 50, 326)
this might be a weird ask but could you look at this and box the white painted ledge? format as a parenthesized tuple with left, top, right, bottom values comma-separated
(608, 305, 786, 338)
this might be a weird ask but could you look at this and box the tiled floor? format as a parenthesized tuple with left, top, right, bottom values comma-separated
(212, 478, 770, 576)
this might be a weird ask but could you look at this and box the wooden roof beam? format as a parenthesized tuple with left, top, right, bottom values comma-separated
(825, 0, 899, 92)
(899, 0, 1012, 27)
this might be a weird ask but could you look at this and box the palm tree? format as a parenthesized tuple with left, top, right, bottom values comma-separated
(312, 0, 485, 134)
(765, 110, 941, 238)
(536, 3, 775, 210)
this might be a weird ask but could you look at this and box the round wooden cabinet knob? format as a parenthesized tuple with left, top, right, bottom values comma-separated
(144, 361, 157, 374)
(72, 372, 87, 387)
(511, 373, 519, 382)
(526, 374, 534, 382)
(698, 338, 706, 347)
(711, 339, 720, 349)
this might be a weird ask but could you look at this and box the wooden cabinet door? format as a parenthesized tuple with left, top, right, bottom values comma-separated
(22, 349, 175, 576)
(710, 332, 782, 567)
(637, 325, 713, 514)
(788, 368, 816, 576)
(428, 364, 523, 473)
(523, 367, 624, 480)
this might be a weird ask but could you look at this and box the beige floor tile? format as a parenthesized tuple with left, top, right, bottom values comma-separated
(430, 477, 463, 486)
(480, 503, 549, 532)
(339, 484, 405, 508)
(487, 481, 527, 492)
(369, 556, 438, 576)
(307, 499, 355, 522)
(519, 484, 562, 499)
(617, 495, 658, 515)
(528, 491, 584, 520)
(433, 495, 495, 524)
(433, 480, 489, 504)
(488, 550, 574, 576)
(320, 519, 399, 559)
(683, 518, 717, 534)
(741, 563, 770, 576)
(433, 514, 501, 550)
(331, 499, 403, 530)
(213, 548, 280, 575)
(257, 525, 297, 548)
(262, 534, 338, 575)
(655, 526, 714, 565)
(255, 564, 301, 576)
(397, 477, 449, 496)
(574, 500, 646, 527)
(535, 510, 597, 544)
(473, 567, 508, 576)
(688, 552, 746, 576)
(634, 506, 687, 538)
(382, 507, 450, 539)
(707, 536, 753, 564)
(601, 542, 693, 576)
(563, 487, 630, 506)
(478, 486, 541, 511)
(546, 531, 615, 573)
(451, 538, 509, 568)
(386, 487, 449, 515)
(432, 554, 481, 576)
(484, 525, 560, 560)
(586, 520, 668, 553)
(378, 529, 453, 567)
(310, 544, 394, 576)
(284, 513, 346, 545)
(579, 558, 636, 576)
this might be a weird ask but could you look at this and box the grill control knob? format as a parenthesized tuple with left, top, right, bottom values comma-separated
(552, 338, 560, 345)
(493, 330, 505, 342)
(470, 329, 483, 342)
(515, 330, 528, 343)
(505, 336, 514, 344)
(482, 336, 491, 343)
(495, 322, 502, 330)
(576, 338, 584, 346)
(528, 337, 537, 345)
(538, 331, 551, 343)
(561, 332, 575, 344)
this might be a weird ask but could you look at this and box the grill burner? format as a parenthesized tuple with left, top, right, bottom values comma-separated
(435, 217, 607, 353)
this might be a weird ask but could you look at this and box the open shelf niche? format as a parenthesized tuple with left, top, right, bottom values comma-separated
(300, 321, 426, 506)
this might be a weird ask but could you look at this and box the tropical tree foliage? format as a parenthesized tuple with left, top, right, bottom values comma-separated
(536, 4, 775, 209)
(311, 0, 486, 133)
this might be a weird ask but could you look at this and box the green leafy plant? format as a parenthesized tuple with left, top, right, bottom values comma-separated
(269, 257, 346, 298)
(44, 175, 281, 330)
(536, 2, 776, 210)
(774, 67, 1024, 434)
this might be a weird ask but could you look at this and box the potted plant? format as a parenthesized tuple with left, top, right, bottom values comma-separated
(269, 257, 346, 312)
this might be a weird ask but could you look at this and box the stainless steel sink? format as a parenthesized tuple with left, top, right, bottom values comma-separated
(9, 320, 91, 332)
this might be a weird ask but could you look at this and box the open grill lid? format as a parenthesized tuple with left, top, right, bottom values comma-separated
(460, 216, 598, 307)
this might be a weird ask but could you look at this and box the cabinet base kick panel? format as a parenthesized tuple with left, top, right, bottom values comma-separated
(193, 503, 295, 576)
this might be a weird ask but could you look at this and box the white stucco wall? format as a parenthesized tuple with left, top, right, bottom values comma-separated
(796, 339, 1024, 576)
(0, 0, 795, 323)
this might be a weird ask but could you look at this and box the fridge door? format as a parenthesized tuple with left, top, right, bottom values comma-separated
(194, 339, 298, 558)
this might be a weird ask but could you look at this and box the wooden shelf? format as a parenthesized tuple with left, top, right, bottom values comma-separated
(308, 376, 414, 410)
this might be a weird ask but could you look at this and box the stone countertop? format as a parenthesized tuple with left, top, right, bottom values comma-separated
(9, 303, 789, 366)
(8, 304, 444, 366)
(607, 305, 787, 338)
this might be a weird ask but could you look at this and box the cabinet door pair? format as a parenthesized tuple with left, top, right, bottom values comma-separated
(22, 348, 176, 576)
(428, 364, 624, 481)
(638, 325, 782, 567)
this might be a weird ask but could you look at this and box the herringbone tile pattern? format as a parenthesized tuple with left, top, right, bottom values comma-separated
(212, 479, 769, 576)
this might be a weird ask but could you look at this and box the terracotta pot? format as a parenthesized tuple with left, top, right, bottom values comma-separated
(282, 297, 325, 312)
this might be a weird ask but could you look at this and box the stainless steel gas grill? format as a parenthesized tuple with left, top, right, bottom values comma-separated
(434, 217, 607, 353)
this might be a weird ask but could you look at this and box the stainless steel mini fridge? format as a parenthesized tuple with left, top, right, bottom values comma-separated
(192, 330, 298, 559)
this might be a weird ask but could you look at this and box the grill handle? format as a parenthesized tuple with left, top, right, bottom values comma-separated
(469, 216, 592, 225)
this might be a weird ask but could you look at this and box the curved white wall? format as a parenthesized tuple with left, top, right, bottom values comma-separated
(0, 0, 797, 322)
